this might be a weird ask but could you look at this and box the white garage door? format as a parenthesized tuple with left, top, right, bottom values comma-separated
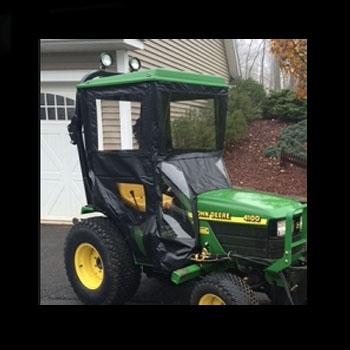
(40, 92, 85, 222)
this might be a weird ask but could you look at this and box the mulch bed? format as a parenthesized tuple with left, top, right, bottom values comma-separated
(223, 119, 307, 198)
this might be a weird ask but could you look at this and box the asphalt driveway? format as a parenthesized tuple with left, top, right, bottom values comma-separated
(40, 224, 194, 305)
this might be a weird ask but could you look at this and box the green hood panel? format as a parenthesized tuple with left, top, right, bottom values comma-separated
(197, 188, 304, 221)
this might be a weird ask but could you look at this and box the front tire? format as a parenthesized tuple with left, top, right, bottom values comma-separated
(190, 273, 258, 305)
(64, 217, 141, 305)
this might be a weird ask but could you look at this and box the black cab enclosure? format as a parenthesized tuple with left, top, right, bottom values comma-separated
(68, 68, 229, 272)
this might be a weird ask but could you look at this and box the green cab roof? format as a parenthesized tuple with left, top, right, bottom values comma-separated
(77, 68, 228, 89)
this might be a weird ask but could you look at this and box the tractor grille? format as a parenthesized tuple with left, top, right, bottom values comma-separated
(209, 216, 303, 259)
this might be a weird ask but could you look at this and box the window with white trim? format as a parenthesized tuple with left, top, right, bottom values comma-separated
(40, 93, 76, 121)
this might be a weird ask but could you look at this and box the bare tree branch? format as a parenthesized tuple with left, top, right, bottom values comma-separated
(248, 40, 264, 78)
(245, 39, 253, 79)
(260, 39, 266, 86)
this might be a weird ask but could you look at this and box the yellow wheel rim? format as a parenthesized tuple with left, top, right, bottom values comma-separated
(74, 243, 104, 290)
(198, 293, 226, 305)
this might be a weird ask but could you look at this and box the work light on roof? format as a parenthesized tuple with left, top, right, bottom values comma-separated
(129, 57, 141, 72)
(100, 52, 113, 69)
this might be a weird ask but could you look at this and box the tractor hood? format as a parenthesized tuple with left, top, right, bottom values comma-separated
(197, 188, 304, 222)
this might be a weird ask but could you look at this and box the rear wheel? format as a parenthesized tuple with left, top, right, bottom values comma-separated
(190, 273, 259, 305)
(74, 242, 104, 290)
(64, 217, 141, 305)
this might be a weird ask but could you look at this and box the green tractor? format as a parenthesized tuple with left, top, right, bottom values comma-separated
(65, 64, 307, 305)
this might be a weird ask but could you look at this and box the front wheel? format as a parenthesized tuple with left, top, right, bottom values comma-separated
(190, 273, 258, 305)
(64, 217, 141, 305)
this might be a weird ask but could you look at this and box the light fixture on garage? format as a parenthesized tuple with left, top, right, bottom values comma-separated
(129, 57, 141, 72)
(100, 52, 113, 70)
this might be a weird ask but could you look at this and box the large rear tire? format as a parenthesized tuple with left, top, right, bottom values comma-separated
(64, 217, 141, 305)
(190, 273, 258, 305)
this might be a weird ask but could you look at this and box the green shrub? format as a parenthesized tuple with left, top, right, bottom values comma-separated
(171, 78, 267, 149)
(171, 99, 247, 149)
(262, 89, 307, 122)
(171, 108, 215, 149)
(229, 78, 266, 121)
(225, 110, 247, 146)
(264, 119, 307, 158)
(228, 89, 254, 121)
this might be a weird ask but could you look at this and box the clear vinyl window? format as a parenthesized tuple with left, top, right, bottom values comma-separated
(96, 100, 141, 151)
(169, 99, 216, 150)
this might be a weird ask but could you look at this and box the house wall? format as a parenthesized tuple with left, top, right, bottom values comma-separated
(41, 52, 107, 71)
(42, 40, 230, 151)
(127, 39, 230, 79)
(101, 100, 140, 151)
(101, 39, 230, 150)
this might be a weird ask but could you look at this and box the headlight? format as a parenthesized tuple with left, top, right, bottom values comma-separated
(300, 216, 303, 230)
(129, 57, 141, 72)
(100, 52, 113, 69)
(277, 220, 286, 237)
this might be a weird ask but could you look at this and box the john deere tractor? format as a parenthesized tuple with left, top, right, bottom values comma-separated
(65, 63, 307, 305)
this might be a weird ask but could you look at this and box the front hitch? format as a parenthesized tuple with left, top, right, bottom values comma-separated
(265, 204, 307, 284)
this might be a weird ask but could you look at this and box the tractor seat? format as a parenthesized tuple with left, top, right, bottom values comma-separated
(117, 183, 173, 212)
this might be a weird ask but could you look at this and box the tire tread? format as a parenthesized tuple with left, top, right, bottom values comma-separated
(64, 217, 141, 305)
(190, 272, 259, 305)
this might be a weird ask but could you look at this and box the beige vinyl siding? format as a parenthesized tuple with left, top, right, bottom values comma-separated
(127, 39, 230, 81)
(170, 99, 212, 120)
(129, 39, 230, 120)
(101, 100, 140, 150)
(131, 102, 141, 149)
(101, 100, 120, 151)
(59, 39, 229, 151)
(121, 39, 229, 149)
(40, 52, 109, 70)
(42, 40, 230, 151)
